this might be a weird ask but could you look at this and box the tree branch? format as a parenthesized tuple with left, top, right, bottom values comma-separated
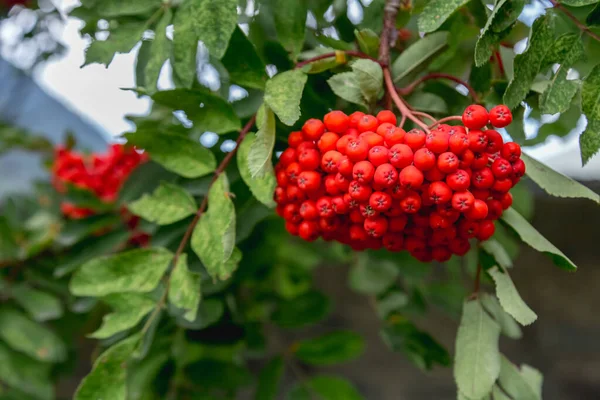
(295, 50, 383, 69)
(428, 116, 463, 129)
(549, 0, 600, 43)
(397, 73, 481, 103)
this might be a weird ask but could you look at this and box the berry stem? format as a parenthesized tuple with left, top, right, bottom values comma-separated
(384, 68, 431, 132)
(548, 0, 600, 43)
(411, 110, 437, 124)
(295, 50, 383, 69)
(139, 115, 257, 336)
(494, 50, 506, 78)
(428, 116, 463, 129)
(397, 73, 481, 103)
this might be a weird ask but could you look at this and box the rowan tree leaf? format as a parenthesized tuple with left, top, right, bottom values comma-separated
(129, 182, 197, 225)
(520, 365, 544, 398)
(0, 343, 53, 400)
(0, 309, 67, 363)
(70, 248, 174, 297)
(255, 356, 284, 400)
(580, 118, 600, 165)
(168, 254, 201, 322)
(11, 285, 63, 322)
(151, 89, 241, 134)
(84, 21, 146, 67)
(503, 15, 553, 109)
(351, 59, 384, 104)
(560, 0, 598, 5)
(87, 0, 162, 17)
(489, 267, 537, 326)
(187, 0, 237, 59)
(287, 375, 364, 400)
(89, 294, 155, 339)
(273, 0, 307, 60)
(418, 0, 470, 33)
(237, 133, 277, 207)
(125, 131, 217, 178)
(272, 290, 331, 329)
(582, 64, 600, 118)
(521, 153, 600, 203)
(480, 239, 513, 270)
(454, 300, 501, 400)
(245, 107, 276, 179)
(222, 26, 268, 90)
(327, 72, 367, 108)
(264, 70, 307, 126)
(348, 254, 398, 295)
(496, 356, 541, 400)
(540, 68, 580, 115)
(355, 29, 380, 58)
(480, 293, 523, 340)
(191, 175, 240, 280)
(74, 334, 140, 400)
(392, 32, 449, 82)
(172, 0, 198, 87)
(587, 3, 600, 27)
(144, 8, 172, 93)
(501, 207, 577, 271)
(294, 331, 365, 366)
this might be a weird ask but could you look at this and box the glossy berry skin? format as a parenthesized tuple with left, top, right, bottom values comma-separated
(273, 105, 523, 260)
(489, 105, 513, 128)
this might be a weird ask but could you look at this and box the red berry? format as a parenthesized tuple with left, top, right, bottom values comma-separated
(459, 149, 475, 169)
(413, 148, 436, 171)
(324, 111, 349, 133)
(283, 203, 302, 223)
(299, 200, 318, 220)
(399, 165, 424, 189)
(352, 160, 375, 183)
(357, 115, 378, 133)
(404, 129, 426, 150)
(425, 131, 449, 154)
(279, 148, 297, 167)
(462, 105, 489, 129)
(286, 162, 302, 183)
(286, 185, 305, 202)
(302, 119, 325, 141)
(377, 110, 397, 125)
(325, 174, 341, 195)
(446, 169, 471, 191)
(471, 152, 489, 170)
(334, 172, 350, 191)
(424, 166, 446, 182)
(449, 133, 470, 154)
(331, 196, 349, 214)
(399, 191, 422, 213)
(500, 192, 513, 209)
(501, 142, 522, 163)
(349, 224, 368, 241)
(321, 150, 343, 173)
(369, 191, 392, 212)
(374, 163, 398, 188)
(336, 135, 353, 154)
(368, 146, 389, 167)
(348, 180, 372, 202)
(360, 204, 379, 219)
(297, 171, 321, 192)
(486, 199, 503, 220)
(316, 196, 335, 218)
(468, 130, 488, 152)
(437, 152, 459, 174)
(389, 144, 414, 168)
(485, 130, 504, 153)
(376, 123, 396, 138)
(288, 131, 304, 148)
(298, 149, 320, 170)
(285, 221, 299, 236)
(298, 221, 320, 241)
(364, 216, 388, 238)
(472, 167, 495, 189)
(337, 156, 354, 176)
(491, 158, 513, 179)
(318, 132, 340, 153)
(383, 233, 404, 251)
(432, 246, 452, 262)
(458, 219, 479, 239)
(511, 159, 525, 178)
(276, 169, 288, 186)
(428, 181, 452, 204)
(449, 237, 470, 255)
(359, 131, 385, 148)
(489, 105, 512, 128)
(452, 191, 475, 212)
(477, 220, 496, 241)
(492, 178, 512, 193)
(384, 127, 406, 147)
(274, 186, 287, 204)
(465, 199, 488, 220)
(346, 138, 369, 162)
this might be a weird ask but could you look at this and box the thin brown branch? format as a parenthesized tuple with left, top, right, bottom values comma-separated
(384, 68, 431, 132)
(411, 111, 437, 123)
(295, 50, 383, 69)
(549, 0, 600, 43)
(378, 0, 401, 67)
(428, 116, 463, 129)
(494, 51, 506, 79)
(397, 73, 481, 103)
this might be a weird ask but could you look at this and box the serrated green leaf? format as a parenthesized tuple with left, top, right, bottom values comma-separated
(470, 63, 493, 95)
(501, 207, 577, 271)
(488, 267, 537, 326)
(151, 89, 241, 134)
(540, 68, 580, 114)
(222, 26, 268, 90)
(85, 21, 146, 67)
(376, 291, 409, 319)
(294, 331, 365, 366)
(582, 64, 600, 119)
(168, 254, 201, 322)
(90, 294, 155, 339)
(474, 0, 524, 67)
(237, 133, 277, 207)
(255, 356, 284, 400)
(521, 153, 600, 203)
(264, 70, 307, 126)
(191, 175, 240, 280)
(587, 3, 600, 27)
(189, 0, 237, 59)
(249, 105, 277, 178)
(560, 0, 598, 5)
(173, 298, 224, 329)
(503, 16, 553, 109)
(11, 285, 63, 322)
(70, 248, 174, 297)
(580, 118, 600, 165)
(327, 71, 367, 107)
(520, 365, 543, 398)
(129, 182, 196, 225)
(497, 356, 540, 400)
(480, 239, 513, 270)
(287, 375, 364, 400)
(454, 300, 501, 399)
(418, 0, 470, 33)
(0, 309, 66, 363)
(125, 131, 217, 178)
(127, 352, 169, 400)
(274, 0, 307, 60)
(355, 29, 380, 58)
(272, 290, 331, 329)
(351, 59, 383, 104)
(144, 8, 172, 93)
(480, 293, 522, 339)
(348, 254, 398, 295)
(74, 334, 140, 400)
(172, 1, 198, 87)
(392, 32, 449, 82)
(0, 343, 53, 400)
(88, 0, 161, 17)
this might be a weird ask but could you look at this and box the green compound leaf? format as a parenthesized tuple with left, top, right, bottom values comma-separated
(11, 285, 63, 322)
(582, 64, 600, 120)
(125, 131, 217, 179)
(255, 356, 284, 400)
(328, 71, 367, 108)
(503, 15, 554, 109)
(355, 29, 380, 58)
(273, 0, 307, 60)
(143, 8, 172, 94)
(480, 293, 523, 340)
(248, 105, 277, 178)
(237, 133, 277, 208)
(418, 0, 470, 33)
(0, 342, 53, 400)
(84, 21, 147, 67)
(560, 0, 598, 5)
(264, 70, 308, 126)
(168, 254, 201, 322)
(189, 0, 237, 59)
(222, 26, 268, 90)
(454, 300, 501, 400)
(352, 59, 384, 104)
(172, 0, 198, 87)
(191, 175, 240, 280)
(74, 334, 140, 400)
(294, 331, 365, 366)
(521, 153, 600, 203)
(392, 32, 449, 82)
(580, 118, 600, 165)
(489, 267, 537, 326)
(86, 0, 162, 17)
(129, 182, 197, 225)
(0, 309, 67, 363)
(497, 355, 541, 400)
(287, 375, 364, 400)
(70, 248, 174, 297)
(89, 294, 155, 339)
(501, 207, 577, 271)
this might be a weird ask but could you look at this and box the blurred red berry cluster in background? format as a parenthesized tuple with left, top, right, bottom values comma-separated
(52, 144, 147, 219)
(274, 105, 524, 263)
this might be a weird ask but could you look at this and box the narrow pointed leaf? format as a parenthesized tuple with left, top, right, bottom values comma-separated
(352, 59, 384, 104)
(172, 1, 198, 87)
(392, 32, 449, 82)
(168, 254, 201, 322)
(294, 331, 365, 366)
(189, 0, 237, 59)
(264, 70, 307, 126)
(237, 133, 277, 207)
(580, 118, 600, 165)
(418, 0, 470, 33)
(480, 293, 522, 339)
(90, 294, 155, 339)
(248, 105, 277, 178)
(222, 27, 268, 90)
(328, 72, 367, 107)
(497, 356, 540, 400)
(144, 8, 172, 93)
(273, 0, 307, 60)
(11, 285, 63, 322)
(489, 267, 537, 326)
(128, 182, 197, 225)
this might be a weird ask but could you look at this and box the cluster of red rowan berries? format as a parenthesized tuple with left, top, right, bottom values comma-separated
(52, 144, 147, 219)
(273, 104, 523, 262)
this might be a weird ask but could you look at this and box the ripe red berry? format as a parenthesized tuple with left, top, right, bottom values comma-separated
(428, 181, 452, 204)
(349, 224, 368, 241)
(279, 148, 297, 167)
(288, 131, 304, 148)
(298, 221, 320, 241)
(446, 169, 471, 191)
(458, 219, 479, 239)
(331, 196, 349, 214)
(318, 132, 340, 153)
(321, 150, 343, 173)
(383, 233, 404, 251)
(337, 156, 353, 176)
(452, 191, 475, 212)
(334, 172, 350, 191)
(462, 104, 489, 129)
(364, 216, 388, 238)
(449, 237, 470, 255)
(377, 110, 397, 125)
(360, 131, 385, 148)
(302, 119, 325, 141)
(325, 174, 341, 195)
(298, 149, 320, 170)
(285, 221, 299, 236)
(425, 131, 449, 154)
(360, 204, 379, 219)
(501, 142, 522, 163)
(489, 105, 513, 128)
(477, 220, 496, 241)
(348, 180, 372, 202)
(376, 123, 396, 138)
(324, 111, 349, 133)
(336, 135, 353, 154)
(471, 152, 489, 170)
(465, 199, 489, 220)
(486, 199, 503, 220)
(283, 203, 302, 223)
(352, 160, 375, 183)
(511, 159, 525, 178)
(449, 133, 470, 154)
(286, 185, 305, 202)
(437, 152, 459, 174)
(491, 158, 513, 179)
(459, 149, 475, 169)
(389, 144, 413, 168)
(374, 163, 398, 188)
(404, 129, 426, 150)
(297, 141, 316, 152)
(500, 192, 513, 209)
(424, 166, 446, 182)
(492, 178, 512, 193)
(357, 115, 378, 133)
(468, 130, 488, 152)
(485, 129, 504, 153)
(316, 196, 335, 218)
(399, 191, 422, 213)
(389, 214, 408, 232)
(370, 191, 392, 212)
(368, 146, 389, 167)
(472, 167, 495, 189)
(346, 138, 369, 162)
(286, 162, 302, 183)
(299, 200, 318, 220)
(399, 165, 424, 189)
(297, 171, 321, 192)
(413, 148, 436, 171)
